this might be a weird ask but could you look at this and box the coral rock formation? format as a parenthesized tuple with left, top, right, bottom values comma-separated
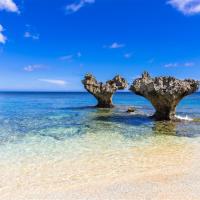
(127, 107, 136, 113)
(130, 72, 199, 121)
(82, 73, 128, 108)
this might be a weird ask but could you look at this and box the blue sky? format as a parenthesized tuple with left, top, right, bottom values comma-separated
(0, 0, 200, 91)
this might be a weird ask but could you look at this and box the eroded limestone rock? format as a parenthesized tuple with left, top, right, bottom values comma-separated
(82, 73, 128, 108)
(130, 72, 199, 121)
(127, 107, 136, 113)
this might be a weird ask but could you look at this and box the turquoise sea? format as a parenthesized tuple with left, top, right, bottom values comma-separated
(0, 92, 200, 199)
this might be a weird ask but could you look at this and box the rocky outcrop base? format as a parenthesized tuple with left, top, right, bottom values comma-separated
(82, 74, 128, 108)
(130, 72, 199, 121)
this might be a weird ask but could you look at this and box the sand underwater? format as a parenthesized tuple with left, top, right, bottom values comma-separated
(0, 92, 200, 200)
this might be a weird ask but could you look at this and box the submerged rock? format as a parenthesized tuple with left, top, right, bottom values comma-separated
(127, 107, 136, 113)
(82, 73, 128, 108)
(130, 72, 199, 121)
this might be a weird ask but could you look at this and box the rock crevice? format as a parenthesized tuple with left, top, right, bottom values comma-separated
(130, 72, 199, 120)
(82, 74, 128, 108)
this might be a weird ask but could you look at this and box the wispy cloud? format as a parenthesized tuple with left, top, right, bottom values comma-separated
(66, 0, 95, 14)
(183, 62, 195, 67)
(24, 31, 39, 40)
(167, 0, 200, 15)
(0, 24, 6, 44)
(60, 52, 82, 61)
(104, 42, 125, 49)
(77, 52, 82, 57)
(24, 64, 44, 72)
(164, 63, 178, 68)
(24, 25, 40, 40)
(124, 52, 133, 59)
(148, 58, 155, 64)
(39, 79, 67, 86)
(60, 55, 73, 61)
(0, 0, 19, 13)
(164, 62, 195, 68)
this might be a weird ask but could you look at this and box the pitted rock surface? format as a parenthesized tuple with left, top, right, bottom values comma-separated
(82, 74, 128, 108)
(130, 72, 199, 120)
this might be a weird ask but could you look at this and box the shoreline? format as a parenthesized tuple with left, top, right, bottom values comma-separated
(0, 134, 200, 200)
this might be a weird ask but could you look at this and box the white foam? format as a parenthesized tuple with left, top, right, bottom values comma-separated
(175, 115, 193, 121)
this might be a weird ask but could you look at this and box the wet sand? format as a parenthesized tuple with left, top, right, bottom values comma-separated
(0, 133, 200, 200)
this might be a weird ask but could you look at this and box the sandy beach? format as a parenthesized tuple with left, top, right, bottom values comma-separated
(1, 131, 200, 200)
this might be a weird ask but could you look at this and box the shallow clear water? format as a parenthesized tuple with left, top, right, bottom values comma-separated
(0, 92, 200, 199)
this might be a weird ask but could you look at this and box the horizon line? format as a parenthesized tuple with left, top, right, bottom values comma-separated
(0, 91, 199, 93)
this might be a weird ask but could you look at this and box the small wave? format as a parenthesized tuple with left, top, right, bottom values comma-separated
(175, 115, 193, 121)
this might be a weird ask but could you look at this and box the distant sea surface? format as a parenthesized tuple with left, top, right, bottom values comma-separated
(0, 92, 200, 200)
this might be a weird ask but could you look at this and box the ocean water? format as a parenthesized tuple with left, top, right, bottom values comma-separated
(0, 92, 200, 199)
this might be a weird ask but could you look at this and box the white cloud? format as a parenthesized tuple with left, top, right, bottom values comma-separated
(110, 42, 125, 49)
(60, 55, 73, 61)
(164, 63, 178, 68)
(168, 0, 200, 15)
(24, 31, 40, 40)
(66, 0, 95, 13)
(60, 52, 82, 61)
(183, 62, 195, 66)
(24, 25, 40, 40)
(105, 42, 125, 49)
(0, 0, 19, 13)
(124, 53, 133, 59)
(24, 64, 43, 72)
(77, 52, 82, 57)
(0, 24, 6, 44)
(39, 79, 67, 86)
(164, 62, 195, 67)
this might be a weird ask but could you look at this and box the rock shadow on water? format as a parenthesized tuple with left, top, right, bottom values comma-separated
(95, 114, 152, 126)
(60, 106, 95, 111)
(152, 120, 200, 138)
(152, 121, 177, 136)
(94, 111, 200, 138)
